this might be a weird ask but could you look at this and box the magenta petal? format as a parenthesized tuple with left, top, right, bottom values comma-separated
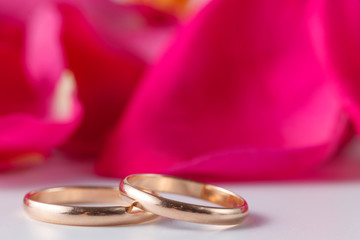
(98, 0, 347, 180)
(97, 0, 348, 179)
(54, 1, 177, 156)
(313, 0, 360, 135)
(0, 5, 82, 171)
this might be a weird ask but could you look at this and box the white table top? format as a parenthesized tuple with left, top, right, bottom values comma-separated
(1, 140, 360, 240)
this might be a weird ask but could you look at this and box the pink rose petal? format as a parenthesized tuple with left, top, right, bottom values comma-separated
(56, 1, 177, 156)
(0, 4, 81, 171)
(312, 0, 360, 136)
(98, 0, 347, 180)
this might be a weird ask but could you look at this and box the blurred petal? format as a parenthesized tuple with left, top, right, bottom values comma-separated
(0, 0, 45, 20)
(0, 17, 35, 116)
(312, 0, 360, 136)
(98, 0, 347, 180)
(57, 0, 177, 155)
(122, 0, 204, 18)
(25, 2, 65, 98)
(0, 5, 81, 171)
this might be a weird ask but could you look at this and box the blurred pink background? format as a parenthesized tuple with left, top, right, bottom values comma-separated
(1, 0, 360, 181)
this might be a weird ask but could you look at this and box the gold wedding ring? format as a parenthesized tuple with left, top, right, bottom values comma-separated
(23, 186, 158, 226)
(120, 174, 248, 225)
(24, 175, 249, 226)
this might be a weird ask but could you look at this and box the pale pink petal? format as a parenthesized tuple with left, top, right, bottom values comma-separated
(25, 2, 65, 100)
(98, 0, 347, 180)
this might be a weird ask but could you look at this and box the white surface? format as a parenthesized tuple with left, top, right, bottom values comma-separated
(1, 142, 360, 240)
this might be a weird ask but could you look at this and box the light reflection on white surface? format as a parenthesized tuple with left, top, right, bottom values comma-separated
(26, 221, 61, 240)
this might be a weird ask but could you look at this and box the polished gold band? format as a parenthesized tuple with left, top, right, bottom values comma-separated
(23, 186, 158, 226)
(120, 174, 248, 225)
